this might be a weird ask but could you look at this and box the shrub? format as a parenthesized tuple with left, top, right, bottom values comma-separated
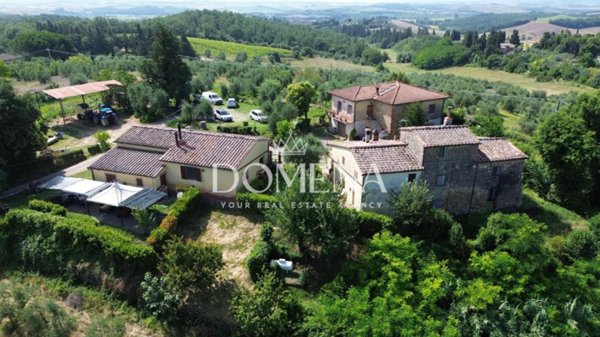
(0, 209, 156, 296)
(53, 149, 85, 167)
(563, 230, 598, 260)
(351, 209, 392, 238)
(237, 192, 278, 214)
(146, 188, 201, 245)
(87, 144, 102, 155)
(247, 239, 275, 282)
(28, 199, 67, 216)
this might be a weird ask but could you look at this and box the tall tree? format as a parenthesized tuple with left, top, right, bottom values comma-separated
(141, 24, 192, 106)
(0, 80, 45, 191)
(509, 29, 520, 45)
(535, 109, 598, 210)
(179, 33, 196, 58)
(285, 81, 316, 122)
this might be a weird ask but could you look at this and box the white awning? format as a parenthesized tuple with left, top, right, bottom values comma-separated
(40, 177, 166, 209)
(39, 176, 110, 197)
(87, 183, 143, 207)
(86, 182, 166, 209)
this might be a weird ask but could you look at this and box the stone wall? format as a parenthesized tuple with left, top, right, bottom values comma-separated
(470, 160, 525, 212)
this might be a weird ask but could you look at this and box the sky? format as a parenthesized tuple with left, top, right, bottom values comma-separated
(1, 0, 596, 15)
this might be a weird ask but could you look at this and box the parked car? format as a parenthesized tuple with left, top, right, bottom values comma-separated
(201, 91, 223, 105)
(214, 109, 233, 122)
(249, 109, 268, 123)
(226, 98, 238, 108)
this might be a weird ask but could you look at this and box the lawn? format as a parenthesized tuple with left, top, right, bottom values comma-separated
(521, 188, 589, 235)
(290, 57, 374, 73)
(189, 37, 292, 60)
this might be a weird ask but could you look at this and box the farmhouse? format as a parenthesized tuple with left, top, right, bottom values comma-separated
(328, 81, 449, 139)
(326, 125, 527, 215)
(89, 125, 270, 197)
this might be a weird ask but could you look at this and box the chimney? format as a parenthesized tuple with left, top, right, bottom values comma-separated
(364, 127, 372, 143)
(443, 106, 454, 126)
(373, 129, 379, 142)
(177, 122, 182, 140)
(174, 131, 179, 146)
(375, 85, 380, 96)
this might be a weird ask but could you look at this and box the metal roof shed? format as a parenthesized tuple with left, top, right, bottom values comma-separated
(41, 80, 123, 126)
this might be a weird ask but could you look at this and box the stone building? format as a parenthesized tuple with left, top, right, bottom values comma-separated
(328, 81, 449, 139)
(326, 125, 527, 215)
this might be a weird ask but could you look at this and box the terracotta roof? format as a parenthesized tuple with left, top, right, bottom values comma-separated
(475, 138, 528, 163)
(329, 140, 422, 174)
(327, 139, 405, 149)
(115, 126, 269, 169)
(89, 147, 165, 177)
(401, 125, 480, 147)
(328, 81, 448, 105)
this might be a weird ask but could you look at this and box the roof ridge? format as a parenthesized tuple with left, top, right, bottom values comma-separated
(128, 125, 269, 141)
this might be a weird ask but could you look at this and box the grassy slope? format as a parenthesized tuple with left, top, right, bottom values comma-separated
(521, 188, 589, 234)
(189, 37, 292, 60)
(383, 62, 594, 95)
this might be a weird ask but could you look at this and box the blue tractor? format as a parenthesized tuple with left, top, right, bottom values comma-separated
(77, 103, 117, 126)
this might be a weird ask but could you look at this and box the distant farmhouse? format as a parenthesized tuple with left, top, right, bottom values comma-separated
(327, 125, 527, 215)
(328, 81, 449, 139)
(89, 126, 270, 197)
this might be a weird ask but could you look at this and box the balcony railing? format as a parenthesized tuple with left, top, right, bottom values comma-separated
(329, 110, 354, 123)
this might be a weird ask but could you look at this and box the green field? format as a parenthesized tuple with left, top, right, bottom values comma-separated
(188, 37, 292, 60)
(383, 62, 594, 95)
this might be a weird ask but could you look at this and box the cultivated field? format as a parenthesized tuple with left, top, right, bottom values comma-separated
(188, 37, 292, 60)
(384, 62, 595, 95)
(502, 20, 600, 42)
(391, 19, 440, 35)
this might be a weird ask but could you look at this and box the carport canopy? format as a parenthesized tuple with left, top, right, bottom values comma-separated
(42, 80, 123, 100)
(39, 176, 109, 197)
(39, 176, 167, 209)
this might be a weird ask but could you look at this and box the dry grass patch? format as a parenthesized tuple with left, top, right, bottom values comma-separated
(180, 209, 262, 288)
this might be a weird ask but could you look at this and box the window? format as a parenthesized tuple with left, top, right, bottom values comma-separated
(428, 104, 436, 114)
(488, 188, 497, 201)
(492, 166, 500, 176)
(408, 173, 417, 182)
(342, 156, 345, 165)
(105, 174, 116, 182)
(347, 104, 353, 115)
(438, 146, 447, 158)
(180, 166, 202, 181)
(136, 178, 143, 187)
(160, 174, 167, 186)
(436, 174, 446, 186)
(336, 101, 342, 113)
(433, 199, 443, 208)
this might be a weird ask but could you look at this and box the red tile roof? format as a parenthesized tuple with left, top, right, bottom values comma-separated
(475, 138, 528, 163)
(401, 125, 480, 147)
(89, 147, 165, 177)
(116, 126, 270, 169)
(329, 140, 422, 174)
(328, 81, 448, 105)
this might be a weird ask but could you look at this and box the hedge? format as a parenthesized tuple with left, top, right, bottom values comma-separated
(237, 192, 278, 214)
(247, 239, 274, 282)
(28, 199, 67, 216)
(0, 209, 156, 298)
(351, 209, 393, 238)
(87, 144, 102, 155)
(53, 149, 86, 166)
(146, 187, 201, 246)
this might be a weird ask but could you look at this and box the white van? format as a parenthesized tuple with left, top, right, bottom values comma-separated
(201, 91, 223, 105)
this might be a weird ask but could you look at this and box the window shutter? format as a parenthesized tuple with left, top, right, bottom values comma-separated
(196, 168, 202, 182)
(180, 166, 187, 179)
